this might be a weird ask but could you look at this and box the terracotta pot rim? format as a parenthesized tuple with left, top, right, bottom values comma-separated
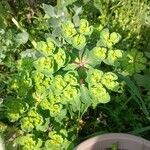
(75, 133, 150, 150)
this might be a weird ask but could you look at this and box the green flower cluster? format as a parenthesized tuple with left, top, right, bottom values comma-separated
(79, 19, 93, 35)
(45, 131, 69, 150)
(34, 56, 55, 75)
(17, 57, 34, 72)
(92, 47, 107, 61)
(36, 38, 55, 56)
(92, 47, 146, 75)
(32, 71, 52, 94)
(61, 21, 77, 39)
(33, 71, 80, 121)
(91, 29, 146, 74)
(4, 99, 28, 122)
(52, 72, 80, 104)
(34, 38, 66, 76)
(10, 71, 32, 96)
(89, 28, 123, 67)
(49, 103, 63, 117)
(101, 72, 119, 91)
(61, 19, 93, 50)
(92, 46, 123, 66)
(89, 84, 110, 107)
(45, 132, 64, 150)
(63, 85, 79, 101)
(54, 48, 66, 69)
(87, 69, 120, 107)
(53, 75, 67, 92)
(104, 49, 123, 66)
(39, 96, 67, 123)
(21, 109, 43, 132)
(15, 134, 42, 150)
(98, 28, 121, 48)
(72, 34, 86, 50)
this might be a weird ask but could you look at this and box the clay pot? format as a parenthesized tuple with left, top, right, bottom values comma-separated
(75, 133, 150, 150)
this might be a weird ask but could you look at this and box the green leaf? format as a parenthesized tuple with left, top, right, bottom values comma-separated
(45, 33, 61, 47)
(97, 28, 111, 48)
(43, 4, 56, 18)
(16, 32, 29, 45)
(118, 74, 149, 119)
(145, 51, 150, 59)
(63, 63, 77, 71)
(78, 68, 87, 79)
(80, 84, 92, 105)
(129, 126, 150, 135)
(79, 85, 92, 116)
(73, 6, 83, 17)
(52, 27, 62, 37)
(83, 0, 90, 4)
(36, 41, 47, 53)
(0, 16, 6, 29)
(94, 0, 104, 15)
(70, 96, 81, 112)
(111, 144, 118, 150)
(110, 32, 121, 44)
(73, 15, 80, 27)
(55, 109, 67, 123)
(49, 18, 61, 28)
(118, 74, 142, 100)
(82, 48, 101, 67)
(72, 34, 86, 50)
(36, 118, 50, 132)
(134, 74, 150, 90)
(0, 1, 11, 14)
(57, 0, 78, 8)
(36, 138, 43, 148)
(20, 49, 37, 58)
